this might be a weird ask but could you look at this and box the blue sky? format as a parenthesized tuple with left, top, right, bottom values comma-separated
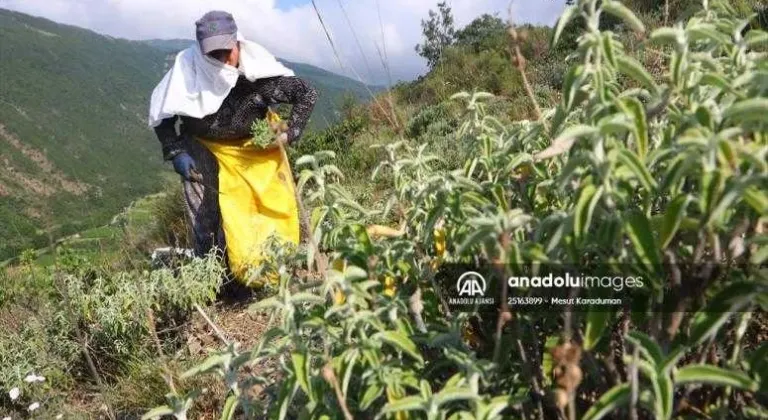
(0, 0, 567, 85)
(276, 0, 311, 10)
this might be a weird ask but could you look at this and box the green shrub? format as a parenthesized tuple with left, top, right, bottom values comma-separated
(290, 112, 384, 196)
(292, 115, 368, 161)
(1, 251, 225, 417)
(139, 188, 190, 252)
(0, 304, 79, 408)
(64, 255, 223, 360)
(405, 102, 457, 139)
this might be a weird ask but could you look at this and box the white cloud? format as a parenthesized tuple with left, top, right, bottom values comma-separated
(0, 0, 567, 84)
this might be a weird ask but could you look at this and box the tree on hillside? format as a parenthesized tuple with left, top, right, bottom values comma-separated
(415, 1, 456, 69)
(454, 14, 507, 53)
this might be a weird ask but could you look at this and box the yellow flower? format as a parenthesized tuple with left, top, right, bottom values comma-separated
(331, 257, 346, 272)
(266, 108, 282, 123)
(434, 227, 446, 258)
(265, 272, 280, 286)
(383, 275, 397, 297)
(516, 162, 532, 179)
(462, 323, 483, 348)
(386, 386, 409, 420)
(366, 224, 405, 238)
(333, 288, 346, 305)
(331, 258, 348, 303)
(431, 227, 447, 271)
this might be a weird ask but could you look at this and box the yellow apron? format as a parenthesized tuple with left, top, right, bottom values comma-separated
(196, 137, 300, 281)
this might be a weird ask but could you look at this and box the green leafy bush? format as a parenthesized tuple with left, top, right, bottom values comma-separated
(64, 255, 224, 360)
(454, 14, 508, 54)
(291, 113, 377, 182)
(405, 102, 458, 139)
(1, 252, 225, 417)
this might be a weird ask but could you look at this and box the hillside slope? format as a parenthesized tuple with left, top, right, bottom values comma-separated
(0, 8, 169, 259)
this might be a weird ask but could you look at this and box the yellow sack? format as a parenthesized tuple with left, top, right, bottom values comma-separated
(197, 136, 300, 281)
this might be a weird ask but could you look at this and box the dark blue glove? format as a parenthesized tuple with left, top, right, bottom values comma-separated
(172, 152, 196, 181)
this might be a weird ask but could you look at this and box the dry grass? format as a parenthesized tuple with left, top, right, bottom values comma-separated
(107, 301, 279, 419)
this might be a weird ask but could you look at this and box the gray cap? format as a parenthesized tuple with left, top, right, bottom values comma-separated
(195, 11, 238, 54)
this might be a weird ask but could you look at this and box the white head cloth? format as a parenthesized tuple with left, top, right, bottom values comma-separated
(148, 33, 294, 127)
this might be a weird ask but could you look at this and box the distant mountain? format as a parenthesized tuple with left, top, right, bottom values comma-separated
(142, 39, 195, 54)
(0, 9, 379, 260)
(141, 39, 379, 128)
(0, 8, 169, 259)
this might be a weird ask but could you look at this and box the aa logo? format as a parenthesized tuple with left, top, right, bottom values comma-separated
(456, 271, 486, 297)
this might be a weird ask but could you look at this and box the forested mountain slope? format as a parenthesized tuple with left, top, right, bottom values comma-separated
(0, 8, 168, 259)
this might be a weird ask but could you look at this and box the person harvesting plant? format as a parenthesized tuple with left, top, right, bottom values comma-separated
(148, 10, 318, 282)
